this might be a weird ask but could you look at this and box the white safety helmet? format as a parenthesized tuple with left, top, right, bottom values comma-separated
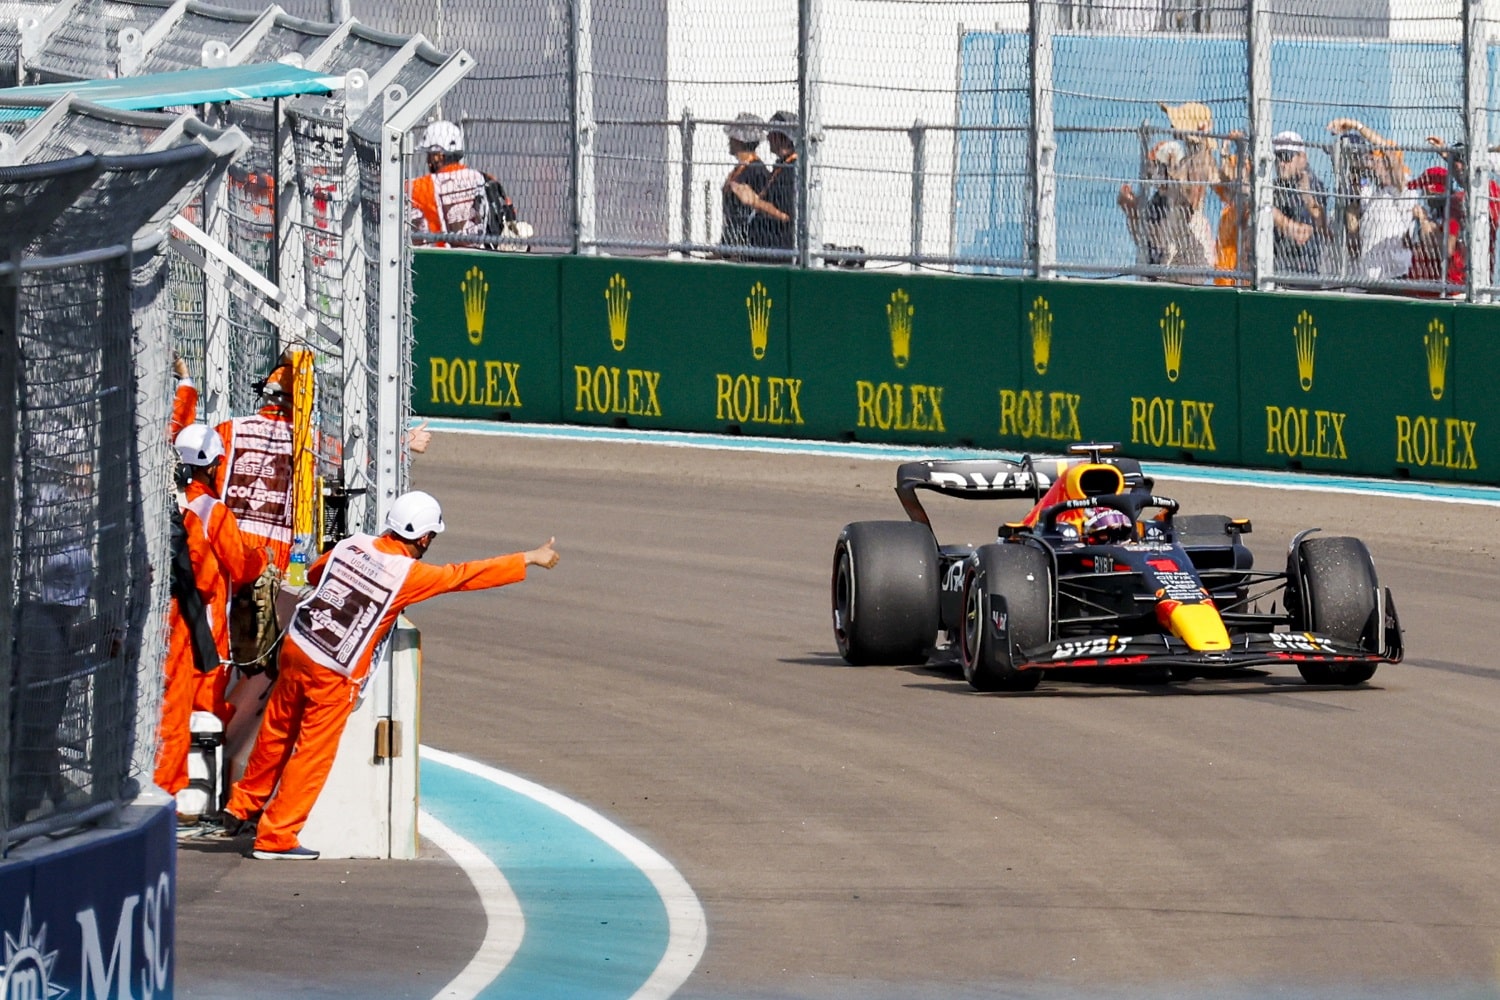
(422, 119, 464, 154)
(174, 423, 224, 467)
(383, 490, 445, 540)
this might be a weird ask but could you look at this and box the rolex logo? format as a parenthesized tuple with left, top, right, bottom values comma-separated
(747, 281, 771, 360)
(887, 289, 914, 368)
(1293, 309, 1317, 392)
(462, 266, 488, 346)
(1029, 296, 1052, 375)
(1160, 302, 1184, 383)
(605, 273, 631, 351)
(1424, 318, 1449, 401)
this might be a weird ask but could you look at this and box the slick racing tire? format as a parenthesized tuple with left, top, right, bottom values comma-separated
(959, 543, 1050, 692)
(831, 521, 940, 666)
(1292, 535, 1381, 686)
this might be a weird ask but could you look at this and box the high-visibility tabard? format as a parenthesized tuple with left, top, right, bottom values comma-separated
(287, 534, 413, 678)
(223, 414, 294, 546)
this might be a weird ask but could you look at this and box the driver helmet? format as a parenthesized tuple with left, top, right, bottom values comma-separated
(1082, 507, 1134, 544)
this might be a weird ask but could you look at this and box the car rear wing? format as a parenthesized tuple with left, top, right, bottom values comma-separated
(895, 459, 1051, 525)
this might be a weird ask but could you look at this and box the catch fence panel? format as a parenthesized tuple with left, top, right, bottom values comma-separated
(93, 1, 1500, 295)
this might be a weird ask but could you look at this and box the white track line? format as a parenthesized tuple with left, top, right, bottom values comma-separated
(420, 745, 708, 1000)
(419, 809, 525, 1000)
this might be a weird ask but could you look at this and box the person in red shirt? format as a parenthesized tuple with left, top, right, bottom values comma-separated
(154, 424, 268, 812)
(221, 490, 560, 859)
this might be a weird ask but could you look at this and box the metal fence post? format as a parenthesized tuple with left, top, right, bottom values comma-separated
(0, 258, 16, 850)
(1464, 0, 1490, 301)
(797, 0, 822, 268)
(570, 0, 596, 255)
(1248, 0, 1274, 290)
(1030, 0, 1057, 279)
(679, 107, 694, 251)
(909, 118, 926, 262)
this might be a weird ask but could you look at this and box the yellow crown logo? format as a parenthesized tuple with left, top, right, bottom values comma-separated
(462, 266, 488, 346)
(747, 282, 771, 360)
(1293, 309, 1317, 392)
(1160, 302, 1184, 383)
(1424, 318, 1449, 401)
(605, 273, 631, 351)
(887, 289, 914, 368)
(1029, 296, 1052, 375)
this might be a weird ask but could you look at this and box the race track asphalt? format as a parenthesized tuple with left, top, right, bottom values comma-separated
(175, 431, 1500, 1000)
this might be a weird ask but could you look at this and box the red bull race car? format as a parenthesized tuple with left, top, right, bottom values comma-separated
(830, 443, 1404, 691)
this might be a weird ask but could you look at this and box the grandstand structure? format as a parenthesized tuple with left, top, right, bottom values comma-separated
(0, 1, 472, 862)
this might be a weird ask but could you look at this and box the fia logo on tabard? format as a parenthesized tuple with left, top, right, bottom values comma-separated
(1425, 317, 1449, 401)
(746, 281, 771, 360)
(605, 273, 631, 351)
(1028, 295, 1052, 375)
(462, 266, 488, 346)
(1, 898, 64, 1000)
(1293, 309, 1317, 391)
(887, 288, 913, 368)
(1161, 302, 1184, 383)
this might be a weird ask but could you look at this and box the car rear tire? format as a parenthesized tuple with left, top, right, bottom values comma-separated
(831, 521, 939, 665)
(1292, 535, 1380, 686)
(960, 543, 1050, 692)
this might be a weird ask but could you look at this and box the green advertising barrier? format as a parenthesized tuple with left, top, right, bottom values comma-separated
(412, 250, 563, 422)
(409, 250, 1498, 485)
(1237, 293, 1461, 479)
(1451, 303, 1499, 484)
(1005, 281, 1242, 465)
(558, 257, 795, 434)
(788, 268, 1018, 446)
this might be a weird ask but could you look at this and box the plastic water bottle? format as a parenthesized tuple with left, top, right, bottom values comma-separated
(287, 533, 310, 588)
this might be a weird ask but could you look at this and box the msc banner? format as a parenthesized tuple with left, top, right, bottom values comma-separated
(0, 802, 175, 1000)
(411, 249, 1499, 485)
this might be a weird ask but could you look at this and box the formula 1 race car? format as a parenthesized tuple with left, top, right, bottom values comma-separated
(830, 443, 1404, 691)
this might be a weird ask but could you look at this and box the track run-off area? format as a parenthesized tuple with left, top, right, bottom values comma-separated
(176, 421, 1500, 1000)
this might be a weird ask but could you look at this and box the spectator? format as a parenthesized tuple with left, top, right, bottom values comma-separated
(1406, 165, 1454, 293)
(1118, 140, 1204, 278)
(719, 112, 771, 260)
(1159, 101, 1219, 275)
(219, 491, 561, 859)
(153, 424, 267, 820)
(1326, 117, 1413, 285)
(1270, 130, 1331, 276)
(733, 110, 798, 255)
(1213, 130, 1251, 285)
(1423, 136, 1500, 291)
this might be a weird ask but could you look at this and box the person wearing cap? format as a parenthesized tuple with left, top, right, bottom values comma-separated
(220, 491, 560, 860)
(720, 112, 772, 260)
(1419, 135, 1500, 292)
(1271, 130, 1330, 275)
(211, 353, 300, 572)
(1159, 101, 1219, 273)
(733, 110, 798, 254)
(153, 423, 269, 814)
(1326, 117, 1413, 285)
(407, 119, 495, 247)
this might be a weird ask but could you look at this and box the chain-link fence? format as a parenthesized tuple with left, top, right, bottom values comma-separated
(3, 6, 466, 848)
(181, 0, 1500, 300)
(0, 104, 241, 854)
